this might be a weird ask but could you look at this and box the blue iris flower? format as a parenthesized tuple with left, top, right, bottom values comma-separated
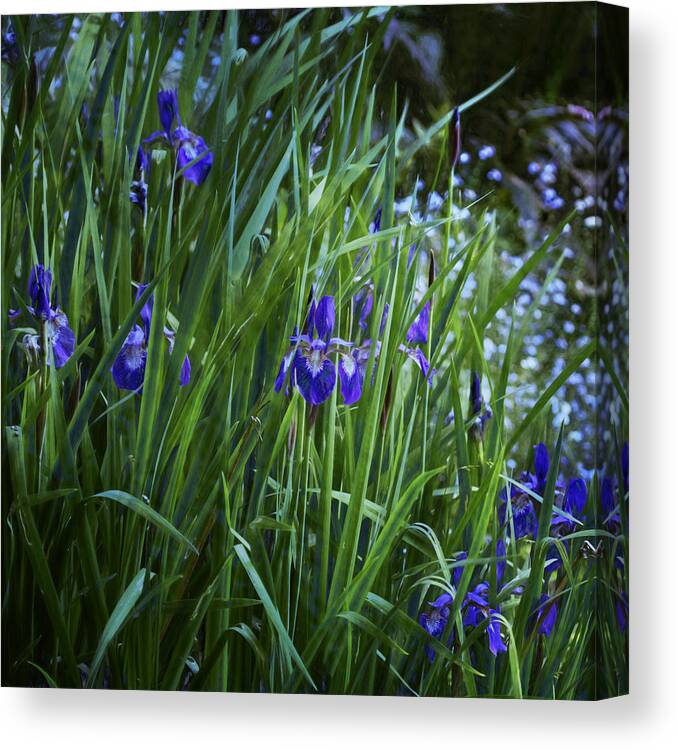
(13, 264, 76, 369)
(462, 582, 507, 655)
(499, 481, 538, 540)
(419, 592, 453, 663)
(499, 443, 573, 541)
(111, 284, 191, 391)
(1, 26, 18, 64)
(141, 89, 213, 186)
(274, 295, 358, 406)
(419, 580, 508, 662)
(397, 300, 435, 385)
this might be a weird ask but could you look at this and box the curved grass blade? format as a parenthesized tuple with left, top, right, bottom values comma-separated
(92, 491, 197, 554)
(87, 568, 147, 688)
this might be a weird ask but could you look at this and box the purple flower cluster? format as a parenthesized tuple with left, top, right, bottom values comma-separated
(274, 283, 435, 407)
(419, 580, 508, 662)
(7, 265, 192, 397)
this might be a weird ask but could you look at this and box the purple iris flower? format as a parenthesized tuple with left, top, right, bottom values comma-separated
(463, 581, 490, 624)
(486, 610, 507, 655)
(15, 264, 76, 369)
(136, 145, 150, 173)
(111, 284, 191, 391)
(274, 295, 357, 406)
(352, 283, 435, 389)
(544, 478, 587, 577)
(173, 125, 213, 185)
(536, 594, 558, 637)
(499, 482, 538, 540)
(462, 582, 507, 655)
(419, 577, 509, 662)
(419, 592, 452, 663)
(621, 442, 629, 492)
(130, 146, 150, 211)
(338, 343, 375, 405)
(141, 89, 213, 186)
(1, 27, 18, 64)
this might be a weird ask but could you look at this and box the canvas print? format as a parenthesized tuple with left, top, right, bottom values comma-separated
(1, 3, 628, 698)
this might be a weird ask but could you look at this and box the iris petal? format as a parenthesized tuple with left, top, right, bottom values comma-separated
(174, 127, 213, 185)
(354, 285, 373, 331)
(487, 611, 507, 655)
(314, 296, 335, 341)
(565, 477, 587, 516)
(406, 300, 430, 345)
(338, 352, 364, 405)
(163, 325, 191, 387)
(47, 309, 75, 368)
(28, 264, 53, 319)
(180, 354, 191, 386)
(534, 443, 549, 487)
(274, 350, 295, 393)
(405, 346, 436, 385)
(537, 594, 558, 637)
(157, 89, 179, 137)
(470, 371, 482, 414)
(136, 284, 153, 337)
(293, 349, 336, 406)
(429, 592, 453, 609)
(111, 325, 147, 391)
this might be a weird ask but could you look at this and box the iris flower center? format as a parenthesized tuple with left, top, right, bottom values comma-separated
(306, 348, 324, 376)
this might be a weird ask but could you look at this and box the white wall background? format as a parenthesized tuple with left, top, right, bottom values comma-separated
(1, 1, 676, 746)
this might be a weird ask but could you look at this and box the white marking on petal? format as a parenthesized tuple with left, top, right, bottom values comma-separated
(124, 345, 145, 370)
(306, 349, 324, 376)
(341, 354, 356, 377)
